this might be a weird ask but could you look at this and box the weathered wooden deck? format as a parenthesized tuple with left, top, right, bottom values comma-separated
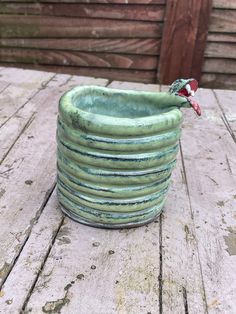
(0, 67, 235, 314)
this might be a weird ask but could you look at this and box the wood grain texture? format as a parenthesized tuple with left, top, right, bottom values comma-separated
(108, 80, 160, 91)
(0, 89, 59, 288)
(205, 42, 236, 59)
(0, 80, 9, 93)
(0, 63, 157, 83)
(162, 164, 206, 313)
(0, 38, 161, 55)
(207, 33, 236, 43)
(24, 215, 161, 313)
(0, 67, 53, 87)
(0, 3, 165, 21)
(0, 190, 63, 313)
(180, 88, 236, 313)
(158, 0, 212, 84)
(203, 58, 236, 74)
(0, 0, 166, 3)
(191, 0, 213, 80)
(0, 71, 108, 294)
(201, 73, 236, 89)
(0, 68, 235, 312)
(0, 82, 53, 162)
(213, 0, 236, 9)
(0, 70, 54, 129)
(0, 72, 109, 165)
(0, 48, 158, 70)
(0, 15, 162, 38)
(209, 9, 236, 33)
(214, 89, 236, 138)
(0, 73, 98, 166)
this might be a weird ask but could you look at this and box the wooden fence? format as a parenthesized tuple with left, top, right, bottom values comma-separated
(0, 0, 235, 89)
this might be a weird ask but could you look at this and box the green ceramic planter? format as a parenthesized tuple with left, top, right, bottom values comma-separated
(57, 80, 201, 228)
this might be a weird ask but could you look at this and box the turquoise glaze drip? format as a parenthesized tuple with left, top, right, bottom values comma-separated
(57, 81, 200, 228)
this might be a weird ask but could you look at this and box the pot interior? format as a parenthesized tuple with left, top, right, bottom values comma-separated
(72, 89, 171, 118)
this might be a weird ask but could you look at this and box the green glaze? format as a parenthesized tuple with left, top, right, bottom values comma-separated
(169, 78, 193, 94)
(57, 84, 193, 228)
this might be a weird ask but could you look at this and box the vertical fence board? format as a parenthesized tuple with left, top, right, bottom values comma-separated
(158, 0, 212, 84)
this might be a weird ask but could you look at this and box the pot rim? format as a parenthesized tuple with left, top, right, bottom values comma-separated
(59, 85, 184, 136)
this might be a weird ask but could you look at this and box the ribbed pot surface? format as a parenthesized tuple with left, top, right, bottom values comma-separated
(57, 86, 183, 228)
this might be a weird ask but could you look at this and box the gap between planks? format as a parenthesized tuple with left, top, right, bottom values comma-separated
(21, 198, 65, 313)
(179, 141, 208, 314)
(212, 89, 236, 144)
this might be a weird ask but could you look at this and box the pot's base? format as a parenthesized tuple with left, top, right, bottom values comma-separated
(59, 203, 162, 229)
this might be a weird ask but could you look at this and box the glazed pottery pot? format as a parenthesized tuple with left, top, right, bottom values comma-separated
(57, 81, 200, 228)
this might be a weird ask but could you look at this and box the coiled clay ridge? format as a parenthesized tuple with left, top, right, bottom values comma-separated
(57, 81, 200, 228)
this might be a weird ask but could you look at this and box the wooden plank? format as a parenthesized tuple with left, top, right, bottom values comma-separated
(205, 42, 236, 59)
(0, 3, 165, 22)
(162, 161, 206, 313)
(0, 89, 59, 288)
(0, 67, 53, 87)
(207, 33, 236, 43)
(201, 73, 236, 89)
(0, 0, 166, 3)
(213, 0, 236, 9)
(0, 70, 54, 129)
(0, 15, 162, 38)
(214, 89, 236, 138)
(0, 73, 108, 312)
(0, 38, 161, 55)
(0, 48, 158, 70)
(0, 74, 71, 162)
(47, 73, 108, 89)
(0, 80, 9, 93)
(0, 73, 108, 165)
(0, 92, 38, 162)
(108, 80, 160, 91)
(209, 9, 236, 33)
(50, 67, 157, 84)
(158, 0, 212, 84)
(0, 190, 64, 313)
(0, 63, 157, 83)
(0, 73, 108, 292)
(24, 213, 161, 313)
(180, 88, 236, 312)
(190, 0, 213, 81)
(203, 58, 236, 74)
